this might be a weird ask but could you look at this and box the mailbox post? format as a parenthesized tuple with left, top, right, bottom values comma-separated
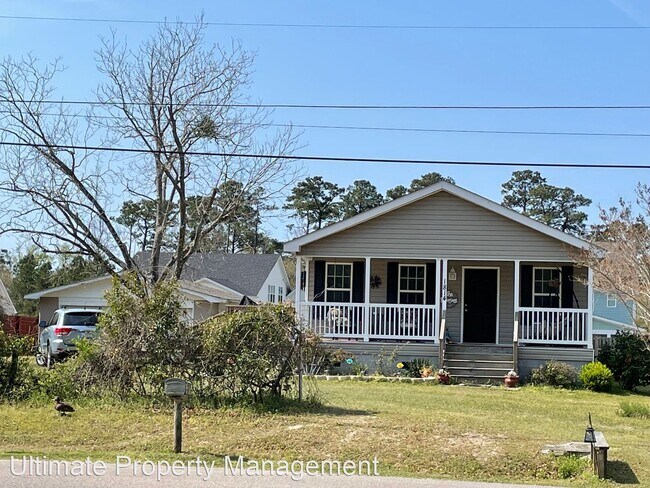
(164, 378, 190, 453)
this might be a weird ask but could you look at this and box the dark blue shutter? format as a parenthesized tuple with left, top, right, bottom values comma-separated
(313, 260, 325, 302)
(387, 262, 398, 304)
(520, 265, 533, 307)
(561, 266, 574, 308)
(425, 262, 436, 304)
(352, 261, 365, 303)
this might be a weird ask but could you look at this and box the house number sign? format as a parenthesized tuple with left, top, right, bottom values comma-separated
(446, 290, 459, 308)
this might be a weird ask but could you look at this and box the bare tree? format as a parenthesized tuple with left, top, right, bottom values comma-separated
(576, 183, 650, 345)
(0, 18, 299, 286)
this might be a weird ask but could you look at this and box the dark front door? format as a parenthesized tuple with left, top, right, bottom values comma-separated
(463, 268, 498, 343)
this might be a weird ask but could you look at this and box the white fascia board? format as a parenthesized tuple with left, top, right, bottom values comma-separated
(179, 288, 227, 304)
(593, 315, 636, 329)
(194, 277, 244, 298)
(24, 275, 112, 300)
(283, 182, 592, 253)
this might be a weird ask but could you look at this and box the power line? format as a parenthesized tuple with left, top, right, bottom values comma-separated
(1, 140, 648, 169)
(1, 14, 649, 30)
(283, 123, 650, 139)
(4, 109, 650, 139)
(4, 98, 650, 110)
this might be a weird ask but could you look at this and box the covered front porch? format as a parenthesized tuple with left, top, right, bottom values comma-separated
(295, 257, 594, 348)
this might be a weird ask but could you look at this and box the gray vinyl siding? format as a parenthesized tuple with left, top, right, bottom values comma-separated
(518, 346, 594, 378)
(301, 191, 578, 260)
(445, 261, 514, 344)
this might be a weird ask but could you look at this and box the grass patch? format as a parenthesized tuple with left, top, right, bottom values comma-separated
(618, 400, 650, 419)
(1, 383, 649, 486)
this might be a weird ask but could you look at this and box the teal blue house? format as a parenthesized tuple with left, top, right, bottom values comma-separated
(593, 290, 635, 337)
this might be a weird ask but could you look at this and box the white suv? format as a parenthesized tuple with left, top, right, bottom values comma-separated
(36, 308, 102, 368)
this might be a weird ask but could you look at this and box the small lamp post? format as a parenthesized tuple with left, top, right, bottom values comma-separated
(164, 378, 190, 453)
(584, 412, 596, 465)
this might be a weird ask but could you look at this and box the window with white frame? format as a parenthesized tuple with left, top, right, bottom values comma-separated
(278, 286, 284, 303)
(606, 294, 617, 308)
(399, 264, 425, 304)
(325, 263, 352, 302)
(533, 267, 561, 308)
(267, 285, 276, 303)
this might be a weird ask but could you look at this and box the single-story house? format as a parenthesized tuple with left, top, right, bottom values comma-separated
(284, 181, 597, 381)
(25, 253, 290, 323)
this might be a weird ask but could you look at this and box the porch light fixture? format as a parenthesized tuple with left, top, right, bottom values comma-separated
(448, 267, 457, 281)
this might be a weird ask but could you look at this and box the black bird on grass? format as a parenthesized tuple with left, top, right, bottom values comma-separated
(54, 397, 75, 416)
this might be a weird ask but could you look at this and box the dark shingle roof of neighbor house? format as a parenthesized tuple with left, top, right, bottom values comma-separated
(147, 252, 280, 297)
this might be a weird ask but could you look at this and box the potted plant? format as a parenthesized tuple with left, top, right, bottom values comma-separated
(504, 370, 520, 388)
(437, 368, 451, 385)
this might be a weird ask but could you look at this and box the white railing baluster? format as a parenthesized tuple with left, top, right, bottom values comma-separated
(516, 307, 589, 346)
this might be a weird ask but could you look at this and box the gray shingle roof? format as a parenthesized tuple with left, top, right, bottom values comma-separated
(138, 252, 280, 297)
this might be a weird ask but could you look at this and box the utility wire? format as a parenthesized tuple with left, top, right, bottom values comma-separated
(3, 98, 650, 110)
(0, 14, 649, 30)
(1, 140, 648, 169)
(3, 109, 650, 139)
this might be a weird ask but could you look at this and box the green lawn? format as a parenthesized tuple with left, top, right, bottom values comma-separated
(1, 382, 649, 486)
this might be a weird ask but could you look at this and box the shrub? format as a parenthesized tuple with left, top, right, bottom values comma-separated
(530, 360, 578, 388)
(579, 361, 614, 392)
(598, 331, 650, 390)
(401, 358, 432, 378)
(555, 455, 589, 479)
(202, 304, 303, 402)
(618, 401, 650, 419)
(0, 332, 34, 400)
(72, 274, 201, 397)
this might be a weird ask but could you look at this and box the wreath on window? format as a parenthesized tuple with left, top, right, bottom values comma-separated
(370, 275, 382, 289)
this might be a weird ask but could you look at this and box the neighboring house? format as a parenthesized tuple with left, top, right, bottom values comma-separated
(285, 181, 597, 380)
(24, 253, 290, 323)
(592, 290, 635, 337)
(0, 278, 17, 315)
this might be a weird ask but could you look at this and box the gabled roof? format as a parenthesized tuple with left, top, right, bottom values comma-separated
(24, 275, 112, 300)
(25, 274, 237, 304)
(284, 181, 592, 253)
(135, 252, 282, 297)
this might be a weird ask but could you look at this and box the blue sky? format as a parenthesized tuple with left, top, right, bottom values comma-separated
(1, 0, 649, 246)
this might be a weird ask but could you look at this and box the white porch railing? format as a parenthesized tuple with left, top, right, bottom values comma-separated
(519, 307, 589, 345)
(301, 302, 437, 341)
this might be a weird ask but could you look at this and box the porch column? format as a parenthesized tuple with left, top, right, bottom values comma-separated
(295, 256, 302, 323)
(513, 260, 520, 335)
(363, 257, 371, 342)
(434, 258, 442, 343)
(440, 259, 448, 340)
(512, 260, 520, 370)
(586, 267, 594, 349)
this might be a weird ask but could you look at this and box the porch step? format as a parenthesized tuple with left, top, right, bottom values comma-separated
(443, 344, 514, 384)
(445, 358, 513, 369)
